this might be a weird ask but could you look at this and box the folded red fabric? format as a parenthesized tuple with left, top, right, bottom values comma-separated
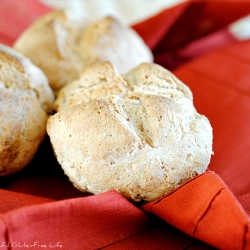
(142, 171, 250, 249)
(132, 0, 250, 70)
(1, 0, 250, 249)
(0, 190, 215, 250)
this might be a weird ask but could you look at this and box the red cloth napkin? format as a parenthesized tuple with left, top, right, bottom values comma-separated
(1, 0, 250, 249)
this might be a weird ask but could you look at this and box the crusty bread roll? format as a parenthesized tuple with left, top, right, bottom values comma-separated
(54, 62, 193, 112)
(47, 62, 213, 202)
(13, 11, 153, 95)
(0, 44, 54, 176)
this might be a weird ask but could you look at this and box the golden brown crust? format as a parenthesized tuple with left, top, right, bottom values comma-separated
(54, 62, 128, 112)
(123, 63, 193, 100)
(47, 62, 213, 202)
(14, 11, 83, 94)
(0, 44, 54, 176)
(14, 11, 153, 94)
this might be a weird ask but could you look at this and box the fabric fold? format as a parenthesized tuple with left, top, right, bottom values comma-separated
(132, 1, 194, 50)
(133, 0, 250, 70)
(141, 171, 250, 249)
(0, 0, 250, 249)
(1, 191, 152, 249)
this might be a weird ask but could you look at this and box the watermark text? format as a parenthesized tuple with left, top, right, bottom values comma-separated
(0, 241, 63, 248)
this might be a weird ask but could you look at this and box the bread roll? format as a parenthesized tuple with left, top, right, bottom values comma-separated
(47, 62, 213, 202)
(54, 62, 193, 112)
(13, 11, 153, 95)
(0, 44, 54, 176)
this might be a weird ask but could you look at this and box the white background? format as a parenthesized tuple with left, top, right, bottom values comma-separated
(40, 0, 187, 25)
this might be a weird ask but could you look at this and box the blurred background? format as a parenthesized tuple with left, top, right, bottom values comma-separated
(40, 0, 187, 24)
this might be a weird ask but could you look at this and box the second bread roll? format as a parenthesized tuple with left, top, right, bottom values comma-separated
(14, 11, 153, 95)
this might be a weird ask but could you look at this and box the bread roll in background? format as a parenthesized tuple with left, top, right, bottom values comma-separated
(13, 10, 153, 95)
(0, 44, 54, 176)
(47, 62, 213, 202)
